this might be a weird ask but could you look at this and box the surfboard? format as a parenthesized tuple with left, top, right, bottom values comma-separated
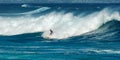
(45, 35, 50, 39)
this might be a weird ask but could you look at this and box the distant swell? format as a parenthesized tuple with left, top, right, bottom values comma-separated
(0, 7, 120, 39)
(0, 6, 50, 15)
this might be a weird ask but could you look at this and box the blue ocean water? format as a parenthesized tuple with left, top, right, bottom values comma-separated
(0, 3, 120, 60)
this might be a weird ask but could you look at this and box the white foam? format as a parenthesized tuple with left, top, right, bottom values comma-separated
(21, 4, 29, 8)
(0, 8, 119, 39)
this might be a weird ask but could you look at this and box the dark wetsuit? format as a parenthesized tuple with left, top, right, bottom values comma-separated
(50, 29, 53, 35)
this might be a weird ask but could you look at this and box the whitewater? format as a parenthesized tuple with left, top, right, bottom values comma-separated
(0, 6, 119, 39)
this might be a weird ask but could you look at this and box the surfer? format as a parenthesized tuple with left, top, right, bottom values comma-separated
(50, 29, 53, 35)
(46, 29, 53, 39)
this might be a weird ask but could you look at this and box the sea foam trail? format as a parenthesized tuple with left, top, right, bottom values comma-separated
(0, 8, 119, 39)
(83, 48, 120, 54)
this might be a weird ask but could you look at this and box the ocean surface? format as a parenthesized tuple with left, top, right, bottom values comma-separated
(0, 3, 120, 60)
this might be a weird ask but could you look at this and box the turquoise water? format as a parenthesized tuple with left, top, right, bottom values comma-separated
(0, 3, 120, 60)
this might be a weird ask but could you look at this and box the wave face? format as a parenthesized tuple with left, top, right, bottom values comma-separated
(0, 4, 120, 39)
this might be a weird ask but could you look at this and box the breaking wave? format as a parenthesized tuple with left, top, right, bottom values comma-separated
(0, 7, 120, 39)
